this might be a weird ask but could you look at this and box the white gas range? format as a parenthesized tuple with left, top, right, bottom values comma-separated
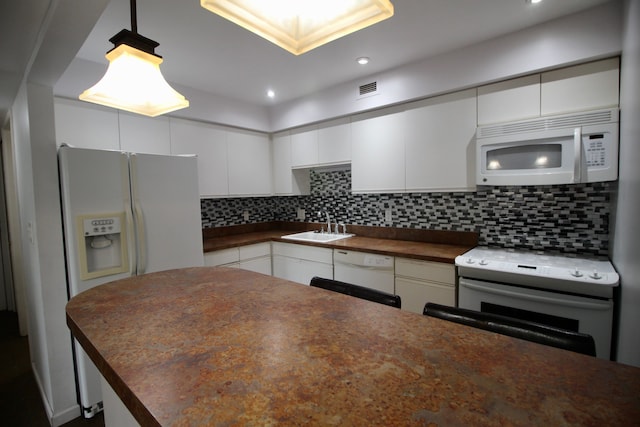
(455, 247, 619, 359)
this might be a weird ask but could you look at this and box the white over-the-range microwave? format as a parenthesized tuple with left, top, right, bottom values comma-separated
(476, 108, 618, 186)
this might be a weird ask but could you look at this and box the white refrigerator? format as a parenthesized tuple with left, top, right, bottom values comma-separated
(58, 145, 204, 418)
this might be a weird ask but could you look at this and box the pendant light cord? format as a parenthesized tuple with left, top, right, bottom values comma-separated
(130, 0, 138, 34)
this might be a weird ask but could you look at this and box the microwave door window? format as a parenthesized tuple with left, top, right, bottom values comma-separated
(486, 144, 562, 172)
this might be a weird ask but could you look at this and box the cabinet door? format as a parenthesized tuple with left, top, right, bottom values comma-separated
(227, 130, 272, 196)
(541, 57, 620, 116)
(351, 110, 406, 193)
(54, 98, 120, 150)
(119, 113, 171, 154)
(204, 248, 240, 267)
(405, 89, 477, 191)
(240, 257, 272, 276)
(272, 132, 292, 194)
(395, 278, 455, 314)
(272, 133, 311, 196)
(272, 256, 333, 285)
(290, 126, 318, 167)
(477, 74, 541, 125)
(170, 119, 229, 197)
(317, 118, 351, 165)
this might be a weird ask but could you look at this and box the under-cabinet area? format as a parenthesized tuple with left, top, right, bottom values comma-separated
(205, 235, 465, 313)
(204, 242, 272, 276)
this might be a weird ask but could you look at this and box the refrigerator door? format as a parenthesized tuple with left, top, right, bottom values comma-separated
(129, 153, 204, 273)
(58, 146, 135, 417)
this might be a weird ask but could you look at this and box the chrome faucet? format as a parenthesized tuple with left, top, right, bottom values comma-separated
(325, 211, 332, 234)
(319, 211, 332, 234)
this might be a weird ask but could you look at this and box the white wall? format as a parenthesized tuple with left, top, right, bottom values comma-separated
(6, 1, 110, 425)
(612, 0, 640, 367)
(269, 2, 622, 131)
(10, 82, 81, 426)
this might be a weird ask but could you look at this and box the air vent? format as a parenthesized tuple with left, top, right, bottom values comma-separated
(358, 81, 379, 98)
(477, 109, 618, 139)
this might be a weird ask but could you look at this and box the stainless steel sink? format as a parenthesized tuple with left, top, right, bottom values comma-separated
(281, 231, 355, 243)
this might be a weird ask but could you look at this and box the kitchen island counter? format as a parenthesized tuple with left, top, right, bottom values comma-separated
(66, 267, 640, 426)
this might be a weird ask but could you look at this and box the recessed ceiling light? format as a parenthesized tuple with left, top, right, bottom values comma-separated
(357, 57, 370, 65)
(267, 89, 275, 98)
(526, 0, 542, 4)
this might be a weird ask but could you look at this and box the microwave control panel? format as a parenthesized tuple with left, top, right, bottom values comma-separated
(585, 134, 606, 167)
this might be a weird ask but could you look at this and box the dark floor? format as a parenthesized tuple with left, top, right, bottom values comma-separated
(0, 310, 104, 427)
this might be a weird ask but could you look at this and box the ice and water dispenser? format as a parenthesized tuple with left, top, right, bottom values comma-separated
(77, 213, 129, 280)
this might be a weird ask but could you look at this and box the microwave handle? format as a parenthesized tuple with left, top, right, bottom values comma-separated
(573, 127, 582, 183)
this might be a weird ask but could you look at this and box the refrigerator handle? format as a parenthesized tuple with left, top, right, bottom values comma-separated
(129, 154, 147, 275)
(125, 202, 136, 276)
(134, 202, 147, 275)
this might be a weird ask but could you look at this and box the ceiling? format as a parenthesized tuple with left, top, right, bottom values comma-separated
(69, 0, 613, 107)
(0, 0, 615, 127)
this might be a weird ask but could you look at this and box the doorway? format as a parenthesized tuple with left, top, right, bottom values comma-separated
(1, 118, 27, 335)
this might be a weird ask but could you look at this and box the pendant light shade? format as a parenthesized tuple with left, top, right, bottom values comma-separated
(200, 0, 394, 55)
(79, 1, 188, 117)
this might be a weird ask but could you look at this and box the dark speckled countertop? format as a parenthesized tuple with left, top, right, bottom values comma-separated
(67, 267, 640, 427)
(202, 222, 479, 264)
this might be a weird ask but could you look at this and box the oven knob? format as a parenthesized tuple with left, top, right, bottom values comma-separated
(466, 258, 475, 264)
(589, 270, 602, 280)
(571, 268, 583, 277)
(479, 259, 488, 266)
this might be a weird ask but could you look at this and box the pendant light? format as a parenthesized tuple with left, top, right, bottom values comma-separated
(200, 0, 394, 56)
(79, 0, 189, 117)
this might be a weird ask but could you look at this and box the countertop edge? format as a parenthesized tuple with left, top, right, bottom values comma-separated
(203, 231, 474, 264)
(66, 313, 162, 427)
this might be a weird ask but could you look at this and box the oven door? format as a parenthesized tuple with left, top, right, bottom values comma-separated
(458, 278, 614, 359)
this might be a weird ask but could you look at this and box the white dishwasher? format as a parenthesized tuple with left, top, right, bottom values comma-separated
(333, 249, 395, 294)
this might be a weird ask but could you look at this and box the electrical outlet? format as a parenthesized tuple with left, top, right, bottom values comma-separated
(384, 208, 392, 223)
(243, 210, 250, 221)
(296, 208, 306, 220)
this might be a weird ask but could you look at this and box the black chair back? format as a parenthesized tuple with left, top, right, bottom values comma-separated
(423, 302, 596, 356)
(310, 276, 401, 308)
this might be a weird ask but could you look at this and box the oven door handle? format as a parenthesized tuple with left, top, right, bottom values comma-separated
(460, 280, 612, 311)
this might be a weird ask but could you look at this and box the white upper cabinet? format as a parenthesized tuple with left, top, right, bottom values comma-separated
(404, 89, 477, 192)
(54, 98, 120, 150)
(227, 129, 272, 196)
(477, 74, 541, 125)
(351, 108, 406, 193)
(119, 113, 171, 155)
(169, 118, 229, 197)
(290, 125, 319, 168)
(317, 118, 351, 165)
(478, 58, 620, 125)
(541, 57, 620, 116)
(272, 132, 310, 196)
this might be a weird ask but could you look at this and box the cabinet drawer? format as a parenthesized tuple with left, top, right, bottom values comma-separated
(205, 248, 239, 266)
(395, 258, 455, 284)
(395, 277, 455, 314)
(240, 257, 272, 276)
(272, 242, 333, 264)
(239, 242, 271, 260)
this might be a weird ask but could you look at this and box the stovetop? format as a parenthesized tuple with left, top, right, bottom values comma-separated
(455, 247, 619, 298)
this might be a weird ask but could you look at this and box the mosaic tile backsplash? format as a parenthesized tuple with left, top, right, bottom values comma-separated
(201, 169, 612, 256)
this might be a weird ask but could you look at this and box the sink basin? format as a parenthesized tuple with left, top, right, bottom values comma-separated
(281, 231, 355, 243)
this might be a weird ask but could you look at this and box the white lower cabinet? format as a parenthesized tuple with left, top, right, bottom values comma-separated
(204, 243, 271, 275)
(395, 258, 456, 314)
(272, 242, 333, 285)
